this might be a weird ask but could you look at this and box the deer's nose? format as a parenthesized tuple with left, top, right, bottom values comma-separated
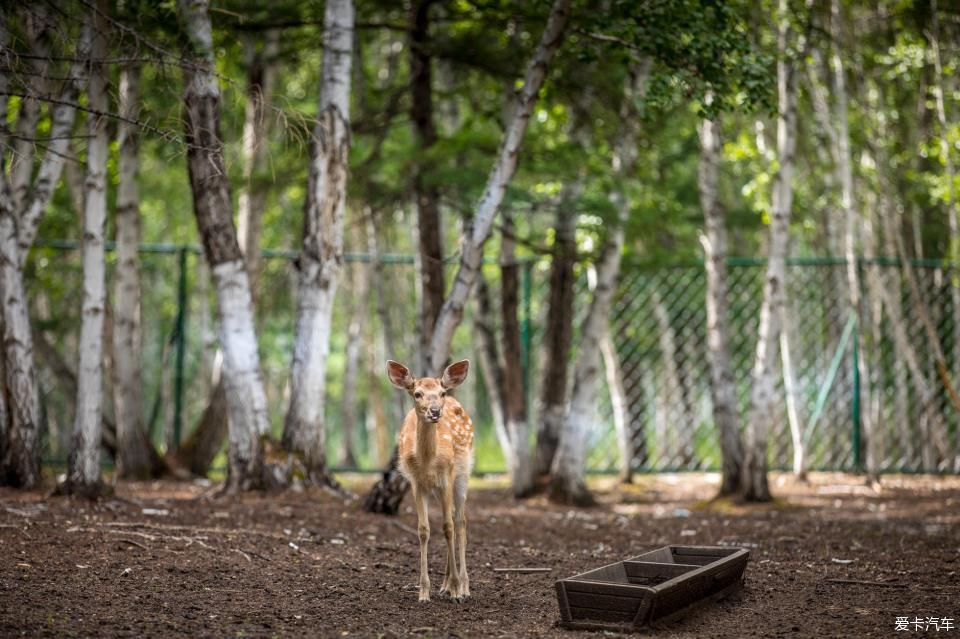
(429, 407, 441, 418)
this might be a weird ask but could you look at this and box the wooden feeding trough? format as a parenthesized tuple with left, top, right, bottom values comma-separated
(555, 545, 750, 631)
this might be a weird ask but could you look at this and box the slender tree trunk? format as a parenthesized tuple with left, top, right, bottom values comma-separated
(698, 111, 743, 495)
(112, 63, 158, 479)
(549, 222, 626, 506)
(652, 290, 696, 466)
(409, 0, 445, 374)
(780, 325, 805, 477)
(237, 29, 279, 293)
(340, 249, 369, 467)
(830, 0, 878, 484)
(0, 181, 40, 488)
(929, 0, 960, 468)
(473, 274, 510, 457)
(425, 0, 571, 376)
(0, 12, 89, 489)
(283, 0, 354, 484)
(534, 188, 578, 477)
(742, 0, 798, 502)
(600, 327, 631, 482)
(365, 0, 571, 512)
(179, 0, 270, 492)
(66, 2, 110, 496)
(499, 213, 533, 496)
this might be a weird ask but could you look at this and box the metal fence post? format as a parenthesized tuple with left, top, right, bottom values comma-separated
(172, 247, 188, 448)
(521, 259, 533, 409)
(852, 257, 863, 471)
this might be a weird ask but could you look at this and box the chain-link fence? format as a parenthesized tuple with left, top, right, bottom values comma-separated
(28, 242, 960, 475)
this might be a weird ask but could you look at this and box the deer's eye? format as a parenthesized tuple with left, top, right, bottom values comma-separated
(440, 391, 446, 398)
(414, 391, 423, 399)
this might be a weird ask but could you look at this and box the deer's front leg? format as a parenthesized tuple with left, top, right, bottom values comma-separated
(413, 485, 431, 602)
(439, 478, 461, 601)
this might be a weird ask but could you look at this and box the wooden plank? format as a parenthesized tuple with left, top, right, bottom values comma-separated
(671, 545, 736, 558)
(568, 606, 635, 623)
(569, 561, 628, 583)
(565, 591, 644, 613)
(628, 547, 673, 563)
(562, 578, 650, 598)
(625, 561, 700, 580)
(554, 581, 572, 622)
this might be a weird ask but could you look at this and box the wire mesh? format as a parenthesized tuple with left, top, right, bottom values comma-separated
(26, 243, 960, 475)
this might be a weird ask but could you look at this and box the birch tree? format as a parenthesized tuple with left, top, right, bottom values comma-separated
(742, 0, 799, 502)
(928, 0, 960, 430)
(698, 110, 744, 495)
(66, 1, 110, 496)
(0, 9, 89, 488)
(549, 219, 627, 505)
(534, 188, 578, 477)
(112, 63, 161, 479)
(425, 0, 572, 376)
(179, 0, 270, 492)
(364, 0, 572, 512)
(282, 0, 354, 484)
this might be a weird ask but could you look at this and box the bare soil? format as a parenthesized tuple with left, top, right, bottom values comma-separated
(1, 472, 958, 638)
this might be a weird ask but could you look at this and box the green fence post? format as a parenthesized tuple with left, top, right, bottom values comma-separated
(521, 259, 533, 408)
(172, 248, 188, 448)
(852, 257, 863, 471)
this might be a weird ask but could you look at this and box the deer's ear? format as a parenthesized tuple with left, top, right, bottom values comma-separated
(386, 360, 415, 390)
(441, 359, 470, 390)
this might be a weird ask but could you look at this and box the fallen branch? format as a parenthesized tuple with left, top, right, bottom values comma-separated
(387, 519, 418, 536)
(493, 567, 552, 574)
(117, 538, 149, 551)
(825, 578, 907, 588)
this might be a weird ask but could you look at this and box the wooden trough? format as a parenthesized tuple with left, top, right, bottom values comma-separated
(555, 545, 750, 631)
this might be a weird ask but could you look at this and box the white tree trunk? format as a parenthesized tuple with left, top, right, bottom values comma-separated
(550, 224, 625, 505)
(600, 327, 631, 482)
(698, 111, 743, 495)
(0, 180, 41, 487)
(283, 0, 354, 481)
(179, 0, 271, 491)
(930, 0, 960, 468)
(830, 0, 877, 483)
(743, 0, 798, 502)
(426, 0, 571, 376)
(340, 254, 369, 467)
(112, 63, 157, 479)
(68, 3, 110, 494)
(780, 326, 804, 476)
(653, 290, 695, 466)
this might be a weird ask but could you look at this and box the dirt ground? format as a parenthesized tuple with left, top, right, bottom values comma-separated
(1, 472, 958, 638)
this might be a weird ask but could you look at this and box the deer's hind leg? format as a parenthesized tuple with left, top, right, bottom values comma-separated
(454, 471, 469, 598)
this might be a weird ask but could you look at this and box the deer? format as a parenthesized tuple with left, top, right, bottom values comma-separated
(387, 359, 473, 603)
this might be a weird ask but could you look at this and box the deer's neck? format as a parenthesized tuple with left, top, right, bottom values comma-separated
(415, 417, 438, 461)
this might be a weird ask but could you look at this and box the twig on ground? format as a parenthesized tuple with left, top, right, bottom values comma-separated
(825, 578, 907, 588)
(117, 538, 149, 551)
(387, 519, 418, 536)
(233, 549, 252, 562)
(493, 567, 552, 573)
